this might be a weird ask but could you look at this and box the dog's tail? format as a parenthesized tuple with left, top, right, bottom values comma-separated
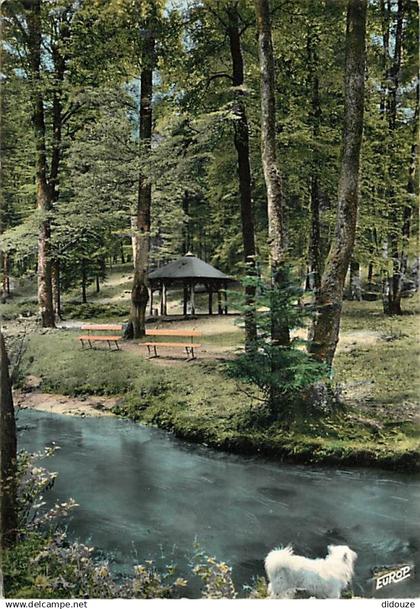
(265, 544, 294, 574)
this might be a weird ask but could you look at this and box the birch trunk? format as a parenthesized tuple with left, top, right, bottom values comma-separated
(309, 0, 367, 366)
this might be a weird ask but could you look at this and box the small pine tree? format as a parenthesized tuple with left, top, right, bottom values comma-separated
(228, 267, 326, 418)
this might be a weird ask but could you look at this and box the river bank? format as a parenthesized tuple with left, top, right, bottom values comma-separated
(6, 298, 419, 473)
(15, 379, 419, 472)
(14, 388, 117, 417)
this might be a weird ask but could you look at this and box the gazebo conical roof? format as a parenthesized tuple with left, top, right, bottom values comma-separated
(148, 252, 231, 284)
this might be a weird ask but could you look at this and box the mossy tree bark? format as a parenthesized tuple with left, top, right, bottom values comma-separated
(128, 32, 155, 339)
(309, 0, 367, 367)
(226, 4, 257, 350)
(0, 332, 17, 552)
(255, 0, 290, 348)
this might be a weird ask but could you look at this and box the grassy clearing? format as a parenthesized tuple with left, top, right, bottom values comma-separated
(335, 298, 420, 409)
(16, 310, 419, 470)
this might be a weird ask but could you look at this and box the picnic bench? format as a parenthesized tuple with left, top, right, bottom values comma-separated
(79, 324, 123, 350)
(143, 329, 201, 360)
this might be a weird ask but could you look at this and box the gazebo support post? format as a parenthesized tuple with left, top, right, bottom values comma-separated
(160, 283, 164, 316)
(149, 288, 154, 316)
(183, 283, 188, 316)
(190, 282, 195, 315)
(224, 282, 228, 314)
(218, 289, 222, 315)
(163, 283, 167, 316)
(208, 287, 213, 315)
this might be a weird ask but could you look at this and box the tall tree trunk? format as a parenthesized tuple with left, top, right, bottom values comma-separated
(52, 259, 61, 319)
(2, 253, 10, 296)
(255, 0, 290, 347)
(227, 5, 257, 349)
(128, 33, 154, 339)
(379, 0, 390, 115)
(309, 0, 367, 366)
(383, 0, 404, 315)
(182, 190, 190, 255)
(401, 83, 419, 285)
(81, 258, 87, 304)
(306, 24, 322, 296)
(367, 261, 374, 285)
(0, 332, 17, 553)
(25, 0, 55, 328)
(36, 156, 55, 327)
(48, 29, 66, 322)
(349, 258, 362, 300)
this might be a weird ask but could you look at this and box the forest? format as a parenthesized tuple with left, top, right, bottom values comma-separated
(0, 0, 419, 601)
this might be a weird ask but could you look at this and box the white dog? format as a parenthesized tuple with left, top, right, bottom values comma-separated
(265, 544, 357, 599)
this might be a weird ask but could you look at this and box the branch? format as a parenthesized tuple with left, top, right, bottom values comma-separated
(237, 8, 254, 36)
(270, 0, 294, 18)
(234, 381, 266, 403)
(206, 4, 229, 29)
(61, 101, 88, 125)
(8, 12, 29, 43)
(239, 21, 253, 36)
(206, 72, 234, 89)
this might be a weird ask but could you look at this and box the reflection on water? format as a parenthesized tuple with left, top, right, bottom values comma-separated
(17, 409, 420, 598)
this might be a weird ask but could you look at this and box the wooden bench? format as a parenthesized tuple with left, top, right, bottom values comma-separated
(79, 324, 123, 350)
(143, 329, 201, 360)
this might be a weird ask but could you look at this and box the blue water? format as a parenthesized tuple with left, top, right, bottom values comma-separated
(17, 409, 420, 598)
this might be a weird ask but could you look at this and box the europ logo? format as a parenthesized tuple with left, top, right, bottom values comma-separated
(372, 564, 414, 592)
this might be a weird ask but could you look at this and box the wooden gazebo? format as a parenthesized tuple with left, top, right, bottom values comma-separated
(148, 252, 233, 316)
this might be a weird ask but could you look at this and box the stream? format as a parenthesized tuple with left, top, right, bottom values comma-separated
(17, 409, 419, 598)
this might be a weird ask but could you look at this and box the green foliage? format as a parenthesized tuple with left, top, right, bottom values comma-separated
(2, 0, 417, 313)
(192, 545, 237, 599)
(4, 529, 189, 599)
(3, 532, 49, 598)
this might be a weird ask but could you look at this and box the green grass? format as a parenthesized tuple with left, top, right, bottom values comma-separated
(340, 296, 419, 332)
(17, 319, 419, 471)
(62, 301, 130, 320)
(0, 300, 38, 321)
(200, 331, 243, 347)
(20, 330, 148, 395)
